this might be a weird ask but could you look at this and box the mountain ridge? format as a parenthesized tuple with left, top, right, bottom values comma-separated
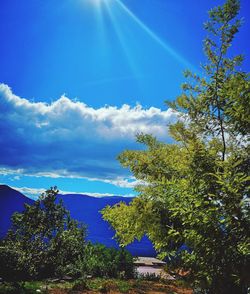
(0, 185, 156, 256)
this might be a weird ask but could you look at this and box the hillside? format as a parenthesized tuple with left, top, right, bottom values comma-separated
(0, 185, 156, 256)
(57, 194, 156, 256)
(0, 185, 34, 237)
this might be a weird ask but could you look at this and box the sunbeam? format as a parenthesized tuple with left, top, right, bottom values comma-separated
(90, 0, 109, 6)
(104, 1, 139, 75)
(113, 0, 195, 70)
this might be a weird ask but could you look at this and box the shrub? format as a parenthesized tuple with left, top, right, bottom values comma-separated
(83, 243, 135, 279)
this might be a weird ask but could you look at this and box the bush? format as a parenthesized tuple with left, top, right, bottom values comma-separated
(83, 243, 135, 279)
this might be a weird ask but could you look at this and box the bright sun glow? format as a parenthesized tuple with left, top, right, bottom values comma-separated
(91, 0, 109, 6)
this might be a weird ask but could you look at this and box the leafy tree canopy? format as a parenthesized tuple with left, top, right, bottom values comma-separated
(102, 1, 250, 293)
(0, 187, 87, 281)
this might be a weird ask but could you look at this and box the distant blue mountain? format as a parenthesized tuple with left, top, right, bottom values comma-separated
(0, 185, 156, 256)
(0, 185, 33, 237)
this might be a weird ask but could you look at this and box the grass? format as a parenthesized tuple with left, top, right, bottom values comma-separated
(0, 281, 42, 294)
(0, 278, 193, 293)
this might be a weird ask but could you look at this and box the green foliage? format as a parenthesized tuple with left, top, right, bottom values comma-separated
(83, 243, 135, 279)
(84, 278, 132, 293)
(0, 187, 86, 281)
(102, 1, 250, 293)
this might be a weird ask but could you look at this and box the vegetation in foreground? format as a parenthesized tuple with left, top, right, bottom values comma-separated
(0, 278, 193, 294)
(0, 187, 190, 293)
(0, 187, 135, 283)
(102, 0, 250, 293)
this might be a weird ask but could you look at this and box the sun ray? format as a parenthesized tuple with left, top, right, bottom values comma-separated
(113, 0, 196, 70)
(104, 1, 139, 75)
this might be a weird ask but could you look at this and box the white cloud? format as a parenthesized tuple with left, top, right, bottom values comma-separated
(0, 167, 144, 189)
(11, 185, 135, 200)
(99, 177, 145, 188)
(0, 83, 178, 180)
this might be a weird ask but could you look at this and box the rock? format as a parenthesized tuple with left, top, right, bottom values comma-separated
(47, 278, 60, 283)
(61, 275, 74, 281)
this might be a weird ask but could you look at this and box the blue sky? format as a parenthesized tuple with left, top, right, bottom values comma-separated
(0, 0, 249, 198)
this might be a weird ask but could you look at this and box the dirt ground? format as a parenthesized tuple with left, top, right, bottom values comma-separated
(49, 280, 193, 294)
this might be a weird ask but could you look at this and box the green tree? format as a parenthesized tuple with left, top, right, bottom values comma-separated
(102, 1, 250, 293)
(0, 187, 87, 281)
